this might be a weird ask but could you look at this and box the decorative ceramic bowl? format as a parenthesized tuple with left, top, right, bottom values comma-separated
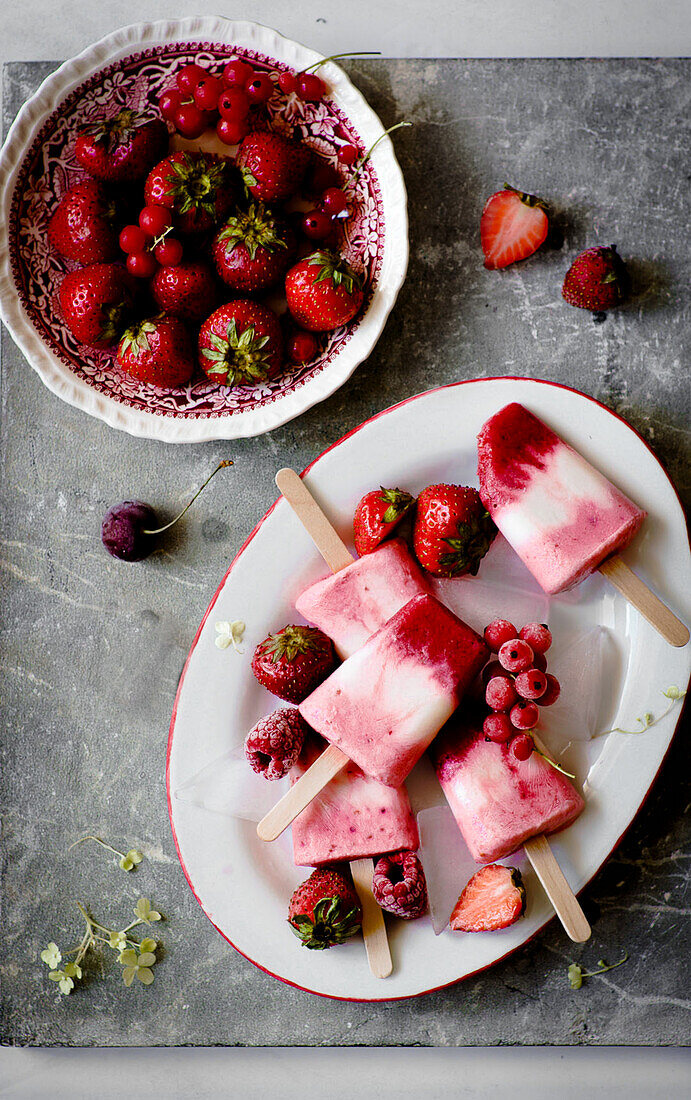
(0, 17, 408, 441)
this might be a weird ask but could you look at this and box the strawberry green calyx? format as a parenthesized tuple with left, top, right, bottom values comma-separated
(201, 318, 275, 385)
(288, 896, 361, 950)
(98, 299, 132, 345)
(217, 203, 288, 260)
(261, 625, 326, 664)
(80, 109, 144, 151)
(440, 509, 497, 576)
(166, 155, 229, 218)
(306, 250, 362, 294)
(118, 320, 157, 359)
(379, 487, 414, 524)
(502, 182, 547, 211)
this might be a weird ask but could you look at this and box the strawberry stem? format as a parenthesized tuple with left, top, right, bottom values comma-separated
(301, 51, 381, 75)
(143, 460, 233, 536)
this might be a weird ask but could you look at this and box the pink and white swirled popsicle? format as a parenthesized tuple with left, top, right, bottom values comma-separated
(299, 593, 489, 788)
(295, 538, 430, 659)
(477, 402, 646, 595)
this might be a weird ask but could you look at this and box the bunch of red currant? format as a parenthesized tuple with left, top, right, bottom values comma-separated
(118, 205, 183, 278)
(480, 620, 560, 761)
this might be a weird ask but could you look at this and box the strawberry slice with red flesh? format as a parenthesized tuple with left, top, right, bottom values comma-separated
(450, 864, 526, 932)
(481, 185, 549, 270)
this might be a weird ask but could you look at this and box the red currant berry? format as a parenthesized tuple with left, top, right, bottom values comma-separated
(515, 668, 548, 700)
(498, 638, 534, 674)
(126, 250, 158, 279)
(139, 205, 173, 238)
(222, 58, 254, 87)
(194, 74, 223, 112)
(485, 675, 519, 712)
(509, 701, 540, 731)
(483, 712, 514, 744)
(154, 237, 184, 267)
(481, 660, 502, 685)
(174, 102, 208, 139)
(532, 651, 547, 673)
(301, 209, 333, 240)
(297, 72, 326, 101)
(158, 88, 182, 121)
(519, 623, 553, 654)
(245, 72, 274, 104)
(177, 63, 207, 94)
(510, 733, 535, 761)
(537, 674, 561, 707)
(320, 187, 348, 217)
(119, 225, 148, 254)
(287, 330, 320, 364)
(483, 619, 518, 651)
(216, 116, 248, 145)
(337, 143, 359, 165)
(278, 70, 297, 93)
(218, 87, 250, 120)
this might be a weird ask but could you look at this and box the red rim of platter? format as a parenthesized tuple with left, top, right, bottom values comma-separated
(8, 41, 385, 421)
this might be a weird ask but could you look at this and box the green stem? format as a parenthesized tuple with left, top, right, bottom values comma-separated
(143, 460, 233, 537)
(69, 836, 126, 860)
(581, 953, 628, 978)
(534, 746, 576, 780)
(301, 51, 381, 75)
(354, 122, 412, 180)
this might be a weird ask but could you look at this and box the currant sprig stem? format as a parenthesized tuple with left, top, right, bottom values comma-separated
(354, 121, 412, 179)
(143, 459, 233, 536)
(302, 51, 381, 75)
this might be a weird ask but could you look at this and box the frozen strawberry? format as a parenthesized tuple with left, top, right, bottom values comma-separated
(116, 316, 196, 387)
(198, 300, 283, 387)
(450, 864, 526, 932)
(74, 109, 168, 183)
(151, 259, 217, 323)
(244, 707, 307, 780)
(480, 185, 549, 269)
(48, 180, 121, 264)
(59, 263, 135, 348)
(236, 130, 309, 203)
(562, 245, 630, 311)
(212, 202, 295, 292)
(144, 152, 238, 234)
(353, 487, 415, 556)
(288, 867, 361, 950)
(251, 624, 336, 704)
(413, 484, 497, 577)
(285, 251, 364, 332)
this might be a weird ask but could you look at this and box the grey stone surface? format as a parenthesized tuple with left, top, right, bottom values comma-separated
(1, 59, 689, 1047)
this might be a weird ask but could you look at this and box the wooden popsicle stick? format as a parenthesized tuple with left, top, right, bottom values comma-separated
(256, 743, 349, 841)
(598, 556, 689, 648)
(524, 835, 591, 943)
(350, 857, 393, 978)
(276, 468, 355, 572)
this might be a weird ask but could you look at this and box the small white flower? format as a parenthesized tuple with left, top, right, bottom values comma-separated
(215, 620, 246, 653)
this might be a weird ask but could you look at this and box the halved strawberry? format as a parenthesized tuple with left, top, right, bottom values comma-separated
(450, 864, 526, 932)
(480, 185, 549, 270)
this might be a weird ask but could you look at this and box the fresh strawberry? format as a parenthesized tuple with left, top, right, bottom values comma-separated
(116, 316, 196, 387)
(251, 624, 336, 703)
(353, 487, 415, 556)
(74, 109, 168, 183)
(413, 484, 496, 577)
(480, 184, 549, 269)
(288, 867, 361, 950)
(59, 263, 135, 348)
(285, 251, 364, 332)
(48, 180, 121, 264)
(236, 130, 309, 203)
(144, 152, 238, 234)
(562, 244, 630, 311)
(198, 300, 283, 387)
(244, 707, 308, 780)
(151, 259, 217, 323)
(212, 202, 295, 292)
(450, 864, 526, 932)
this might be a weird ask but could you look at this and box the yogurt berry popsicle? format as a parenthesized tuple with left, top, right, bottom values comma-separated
(291, 735, 419, 866)
(295, 538, 430, 659)
(477, 402, 646, 595)
(299, 593, 489, 788)
(430, 712, 584, 863)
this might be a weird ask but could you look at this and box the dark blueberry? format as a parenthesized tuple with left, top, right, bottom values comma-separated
(101, 500, 157, 562)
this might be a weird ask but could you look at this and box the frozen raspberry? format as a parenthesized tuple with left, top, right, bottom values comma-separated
(510, 732, 534, 761)
(514, 668, 548, 700)
(519, 622, 552, 653)
(483, 712, 514, 743)
(509, 700, 540, 730)
(484, 619, 518, 651)
(485, 675, 518, 711)
(537, 673, 561, 706)
(372, 850, 427, 919)
(498, 638, 534, 674)
(244, 707, 307, 780)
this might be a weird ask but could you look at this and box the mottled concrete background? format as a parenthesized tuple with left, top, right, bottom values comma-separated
(1, 60, 689, 1047)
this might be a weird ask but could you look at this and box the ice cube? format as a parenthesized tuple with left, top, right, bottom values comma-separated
(174, 742, 289, 821)
(417, 804, 481, 934)
(433, 577, 549, 640)
(542, 627, 610, 744)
